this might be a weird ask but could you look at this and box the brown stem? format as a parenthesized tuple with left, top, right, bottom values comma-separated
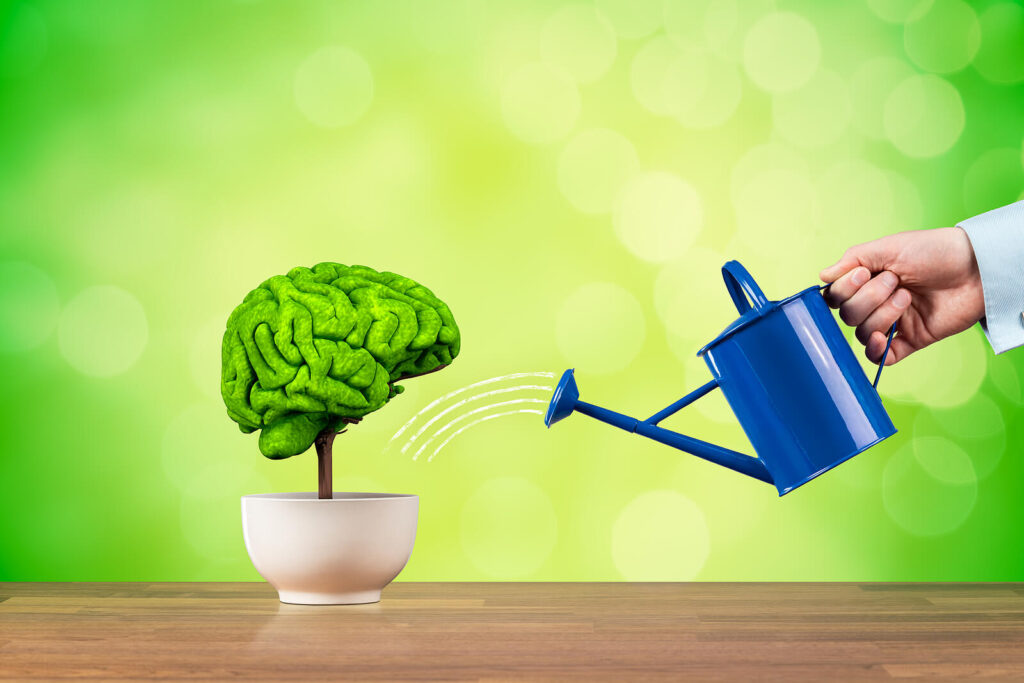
(314, 430, 336, 500)
(313, 418, 361, 500)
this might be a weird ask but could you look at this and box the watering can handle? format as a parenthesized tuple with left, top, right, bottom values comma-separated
(722, 260, 770, 315)
(872, 323, 897, 389)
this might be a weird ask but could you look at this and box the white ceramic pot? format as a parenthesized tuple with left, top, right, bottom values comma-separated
(241, 492, 418, 605)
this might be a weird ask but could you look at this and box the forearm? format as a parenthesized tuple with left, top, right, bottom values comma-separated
(957, 201, 1024, 354)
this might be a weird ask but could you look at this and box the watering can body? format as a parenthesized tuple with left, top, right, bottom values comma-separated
(546, 260, 896, 496)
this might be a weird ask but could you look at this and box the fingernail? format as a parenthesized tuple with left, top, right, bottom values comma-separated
(852, 268, 869, 286)
(881, 271, 898, 288)
(893, 289, 911, 308)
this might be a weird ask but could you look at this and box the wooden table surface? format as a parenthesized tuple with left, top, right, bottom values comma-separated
(2, 582, 1024, 680)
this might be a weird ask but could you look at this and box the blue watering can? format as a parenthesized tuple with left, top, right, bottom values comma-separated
(545, 260, 897, 496)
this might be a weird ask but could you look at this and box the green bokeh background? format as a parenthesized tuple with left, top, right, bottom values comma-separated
(2, 0, 1023, 581)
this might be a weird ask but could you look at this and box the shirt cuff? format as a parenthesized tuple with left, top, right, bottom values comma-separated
(956, 201, 1024, 354)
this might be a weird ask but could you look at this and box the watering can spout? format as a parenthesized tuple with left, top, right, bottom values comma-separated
(545, 369, 774, 486)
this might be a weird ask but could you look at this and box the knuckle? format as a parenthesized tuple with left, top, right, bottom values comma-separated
(879, 271, 899, 291)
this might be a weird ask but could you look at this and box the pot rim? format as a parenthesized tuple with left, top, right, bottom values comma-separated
(242, 492, 417, 502)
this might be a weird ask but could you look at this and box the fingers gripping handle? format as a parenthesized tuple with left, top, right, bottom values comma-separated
(722, 260, 770, 315)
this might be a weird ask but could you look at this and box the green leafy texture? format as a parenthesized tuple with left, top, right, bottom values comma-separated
(221, 263, 460, 458)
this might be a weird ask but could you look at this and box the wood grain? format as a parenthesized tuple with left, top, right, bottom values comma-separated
(1, 583, 1023, 680)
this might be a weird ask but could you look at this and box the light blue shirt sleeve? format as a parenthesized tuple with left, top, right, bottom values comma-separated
(956, 200, 1024, 354)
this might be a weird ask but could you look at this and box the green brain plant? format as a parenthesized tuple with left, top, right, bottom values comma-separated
(221, 263, 460, 498)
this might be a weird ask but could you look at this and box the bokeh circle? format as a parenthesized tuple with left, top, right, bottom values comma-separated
(501, 62, 580, 144)
(886, 170, 925, 232)
(58, 285, 148, 377)
(654, 246, 731, 343)
(730, 144, 819, 284)
(631, 36, 691, 117)
(883, 74, 964, 158)
(556, 282, 646, 375)
(540, 5, 617, 84)
(190, 317, 227, 399)
(613, 171, 703, 263)
(294, 46, 374, 128)
(815, 159, 894, 256)
(882, 438, 977, 537)
(557, 128, 639, 214)
(631, 38, 741, 128)
(732, 158, 816, 257)
(903, 0, 980, 74)
(181, 462, 271, 563)
(460, 477, 557, 578)
(962, 148, 1024, 218)
(612, 490, 710, 580)
(913, 393, 1006, 479)
(988, 354, 1023, 405)
(675, 51, 743, 130)
(974, 3, 1024, 84)
(882, 329, 987, 408)
(596, 0, 662, 39)
(850, 57, 916, 140)
(867, 0, 933, 24)
(772, 70, 851, 148)
(0, 261, 59, 353)
(742, 12, 821, 93)
(161, 402, 246, 490)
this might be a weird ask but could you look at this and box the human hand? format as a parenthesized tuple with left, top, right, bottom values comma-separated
(819, 227, 985, 365)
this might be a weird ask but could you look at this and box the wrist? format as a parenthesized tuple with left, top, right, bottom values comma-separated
(953, 226, 986, 323)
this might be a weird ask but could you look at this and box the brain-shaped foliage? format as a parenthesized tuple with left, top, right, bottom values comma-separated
(222, 263, 459, 459)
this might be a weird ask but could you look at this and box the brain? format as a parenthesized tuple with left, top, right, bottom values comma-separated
(221, 263, 460, 458)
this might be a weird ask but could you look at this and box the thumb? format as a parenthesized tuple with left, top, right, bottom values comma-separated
(819, 237, 898, 283)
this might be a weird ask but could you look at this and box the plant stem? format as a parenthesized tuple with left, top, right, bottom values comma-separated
(314, 429, 336, 500)
(313, 418, 361, 499)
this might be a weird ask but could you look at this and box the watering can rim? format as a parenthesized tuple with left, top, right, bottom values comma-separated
(696, 283, 822, 356)
(692, 258, 819, 356)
